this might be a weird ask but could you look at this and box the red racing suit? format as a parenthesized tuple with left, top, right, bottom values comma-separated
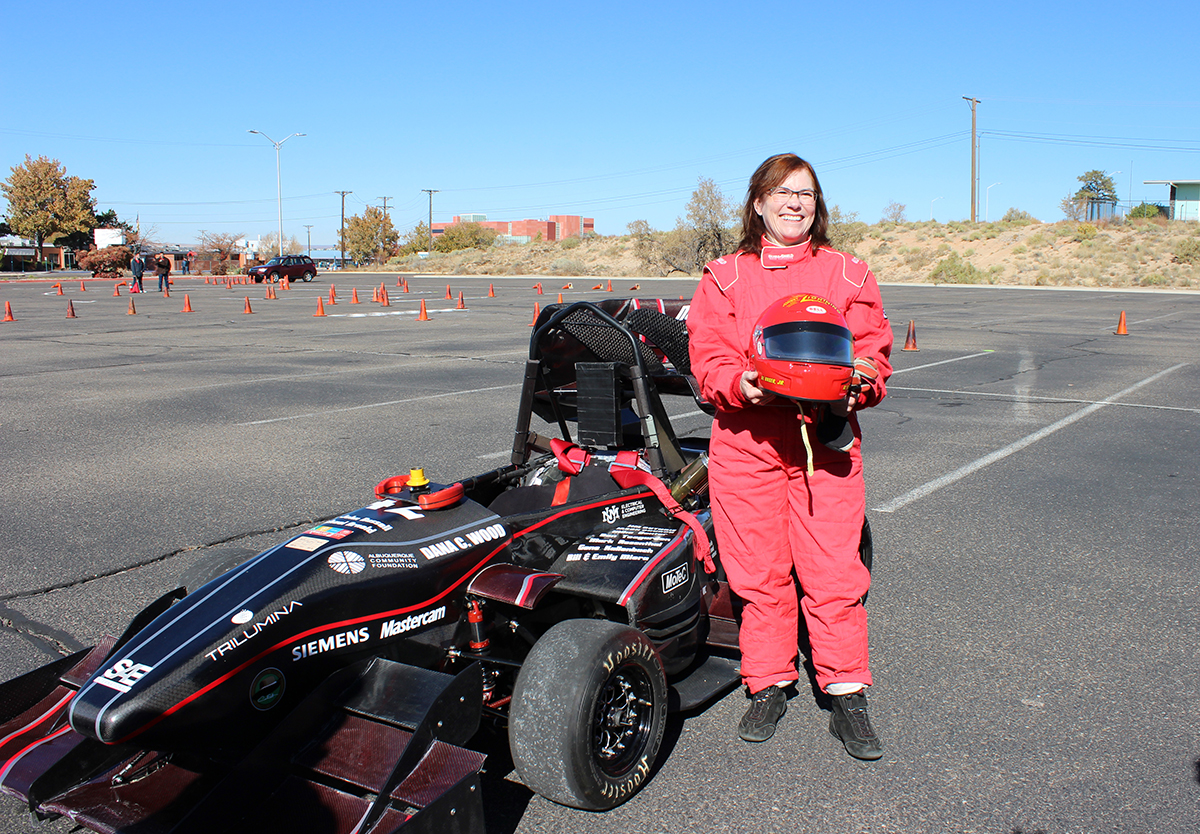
(687, 241, 893, 693)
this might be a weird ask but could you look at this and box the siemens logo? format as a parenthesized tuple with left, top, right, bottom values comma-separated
(380, 606, 447, 639)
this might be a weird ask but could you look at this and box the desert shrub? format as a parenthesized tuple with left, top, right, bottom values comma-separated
(549, 258, 587, 275)
(929, 251, 988, 284)
(76, 245, 131, 278)
(561, 236, 581, 250)
(1073, 223, 1098, 242)
(1129, 202, 1167, 219)
(1012, 245, 1028, 255)
(1002, 208, 1037, 224)
(1173, 237, 1200, 264)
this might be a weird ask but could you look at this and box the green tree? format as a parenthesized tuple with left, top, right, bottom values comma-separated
(1, 155, 97, 260)
(339, 207, 398, 264)
(397, 221, 430, 255)
(1129, 202, 1166, 219)
(435, 221, 497, 253)
(1074, 170, 1118, 204)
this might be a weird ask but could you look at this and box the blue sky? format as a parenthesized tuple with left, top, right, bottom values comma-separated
(4, 0, 1197, 248)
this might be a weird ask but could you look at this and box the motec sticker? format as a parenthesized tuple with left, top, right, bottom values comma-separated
(662, 562, 689, 594)
(95, 658, 154, 694)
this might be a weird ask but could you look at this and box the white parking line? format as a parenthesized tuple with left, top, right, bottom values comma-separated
(237, 383, 523, 426)
(872, 363, 1189, 513)
(890, 351, 994, 374)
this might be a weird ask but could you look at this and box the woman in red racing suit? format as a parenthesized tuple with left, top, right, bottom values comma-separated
(688, 153, 893, 759)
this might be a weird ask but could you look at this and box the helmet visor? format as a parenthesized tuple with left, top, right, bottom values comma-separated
(760, 321, 854, 366)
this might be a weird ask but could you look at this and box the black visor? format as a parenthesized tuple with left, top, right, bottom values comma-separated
(761, 321, 854, 366)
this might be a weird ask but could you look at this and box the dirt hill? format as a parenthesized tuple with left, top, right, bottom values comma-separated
(384, 218, 1200, 290)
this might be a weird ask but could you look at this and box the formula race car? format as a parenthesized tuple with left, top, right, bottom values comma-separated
(0, 299, 782, 834)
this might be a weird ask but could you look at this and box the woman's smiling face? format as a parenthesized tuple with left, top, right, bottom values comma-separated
(754, 169, 817, 247)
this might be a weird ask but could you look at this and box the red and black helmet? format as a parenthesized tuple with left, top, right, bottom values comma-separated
(751, 294, 855, 403)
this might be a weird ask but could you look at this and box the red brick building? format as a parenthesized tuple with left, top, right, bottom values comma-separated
(434, 214, 594, 243)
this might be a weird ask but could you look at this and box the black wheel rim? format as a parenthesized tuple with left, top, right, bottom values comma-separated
(592, 662, 655, 777)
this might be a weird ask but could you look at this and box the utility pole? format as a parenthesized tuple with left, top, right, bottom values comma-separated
(334, 191, 352, 269)
(303, 224, 313, 257)
(422, 189, 438, 255)
(963, 97, 980, 222)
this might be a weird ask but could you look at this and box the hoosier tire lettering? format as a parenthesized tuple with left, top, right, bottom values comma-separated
(508, 619, 667, 811)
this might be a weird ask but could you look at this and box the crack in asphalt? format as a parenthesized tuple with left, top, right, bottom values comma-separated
(0, 508, 345, 658)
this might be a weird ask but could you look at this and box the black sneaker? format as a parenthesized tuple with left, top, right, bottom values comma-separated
(828, 689, 883, 760)
(738, 685, 786, 742)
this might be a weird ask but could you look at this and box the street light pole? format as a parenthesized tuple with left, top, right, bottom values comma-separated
(303, 224, 313, 257)
(985, 182, 1001, 222)
(248, 130, 305, 257)
(422, 189, 438, 255)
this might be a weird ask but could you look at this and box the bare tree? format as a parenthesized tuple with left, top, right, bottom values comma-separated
(881, 201, 907, 223)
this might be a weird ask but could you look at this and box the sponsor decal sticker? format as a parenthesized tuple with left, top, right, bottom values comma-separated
(602, 500, 647, 525)
(369, 552, 419, 569)
(292, 626, 371, 661)
(286, 535, 326, 552)
(250, 668, 285, 710)
(306, 525, 354, 540)
(805, 304, 827, 315)
(327, 550, 366, 574)
(566, 524, 677, 563)
(418, 523, 507, 560)
(95, 658, 154, 694)
(379, 606, 447, 639)
(207, 602, 304, 661)
(662, 562, 689, 594)
(333, 513, 393, 534)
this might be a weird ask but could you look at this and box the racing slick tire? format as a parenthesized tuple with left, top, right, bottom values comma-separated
(509, 619, 667, 811)
(177, 547, 256, 593)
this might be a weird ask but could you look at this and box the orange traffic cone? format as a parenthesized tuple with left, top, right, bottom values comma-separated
(529, 302, 540, 326)
(381, 288, 390, 307)
(351, 288, 360, 304)
(182, 294, 194, 312)
(163, 285, 170, 298)
(79, 281, 86, 291)
(630, 284, 640, 291)
(902, 320, 919, 351)
(445, 285, 452, 300)
(314, 297, 327, 317)
(561, 283, 572, 290)
(113, 283, 122, 297)
(535, 283, 543, 295)
(66, 299, 77, 318)
(127, 298, 137, 315)
(2, 301, 13, 322)
(557, 292, 563, 303)
(1115, 311, 1128, 335)
(592, 284, 603, 290)
(397, 275, 404, 286)
(456, 291, 466, 310)
(243, 297, 254, 314)
(282, 276, 290, 291)
(417, 299, 429, 321)
(403, 279, 409, 293)
(488, 283, 495, 297)
(329, 285, 337, 304)
(54, 283, 63, 295)
(606, 279, 612, 292)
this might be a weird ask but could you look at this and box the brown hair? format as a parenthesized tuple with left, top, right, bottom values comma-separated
(737, 153, 830, 256)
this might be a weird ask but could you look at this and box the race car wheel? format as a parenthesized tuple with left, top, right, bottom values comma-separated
(301, 271, 314, 282)
(176, 547, 256, 593)
(268, 271, 280, 283)
(509, 619, 667, 811)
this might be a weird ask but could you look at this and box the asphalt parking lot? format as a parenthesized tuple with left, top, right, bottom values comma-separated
(1, 273, 1197, 833)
